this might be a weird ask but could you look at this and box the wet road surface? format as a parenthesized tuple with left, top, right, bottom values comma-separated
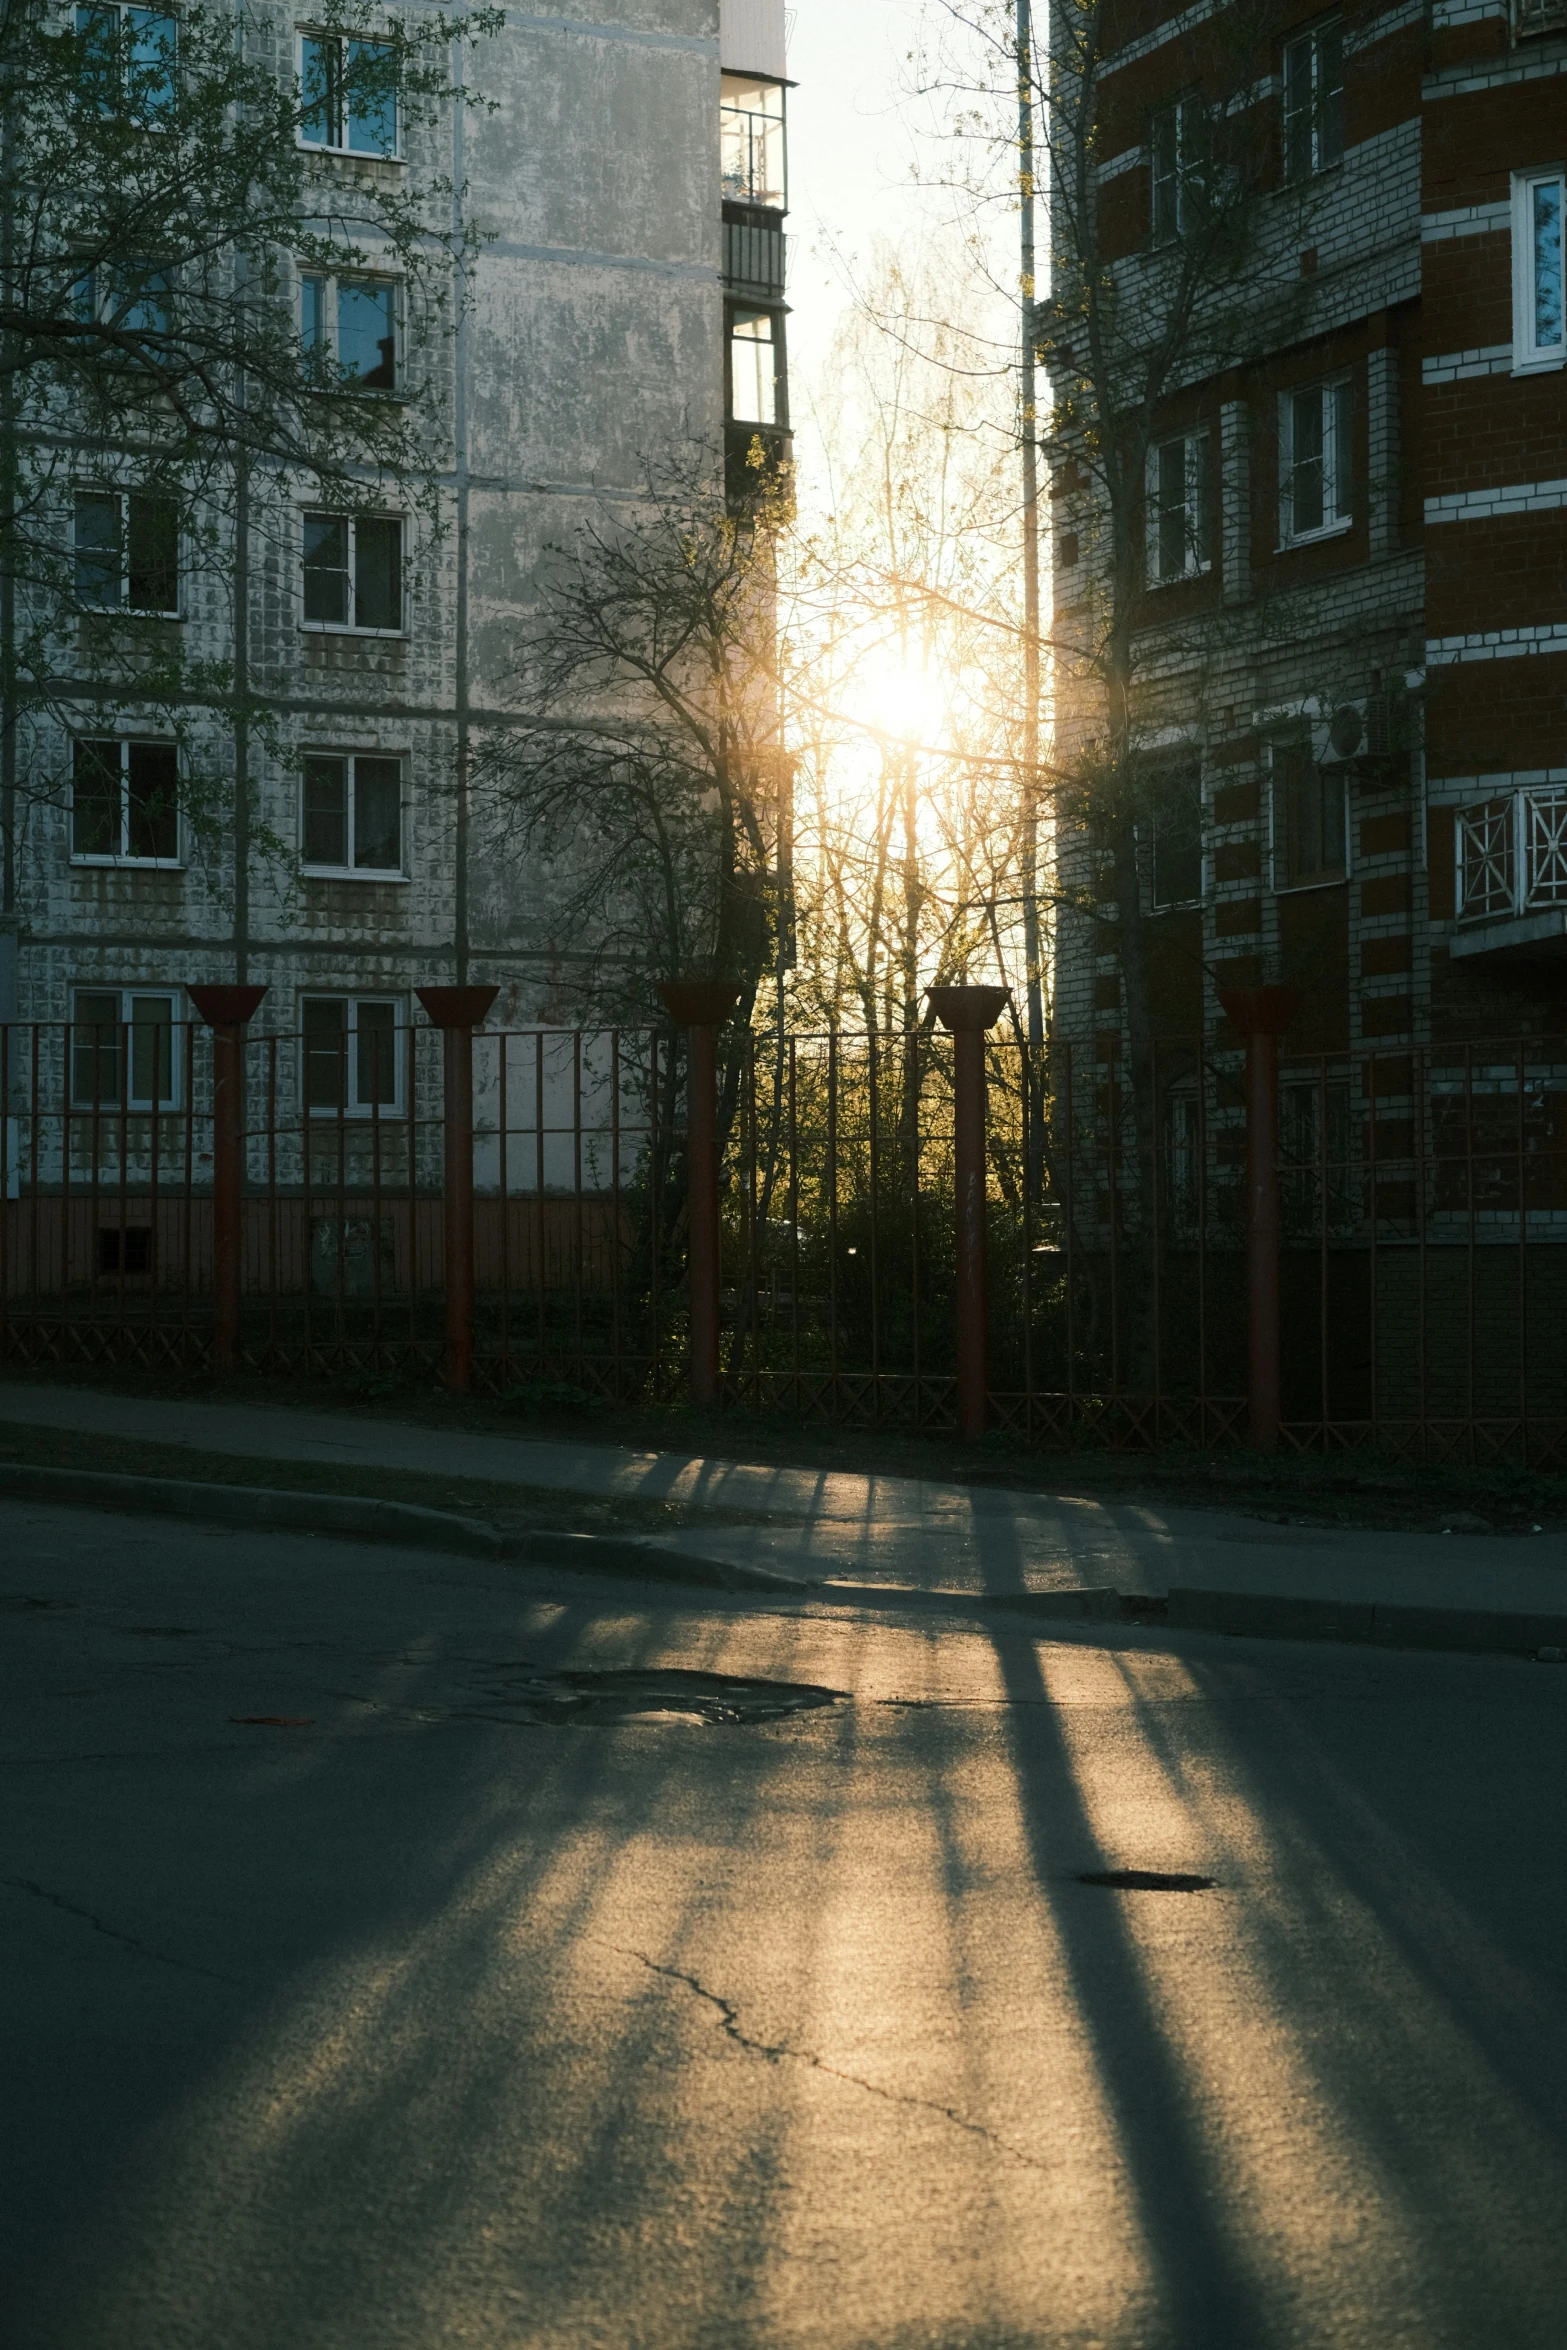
(4, 1498, 1566, 2348)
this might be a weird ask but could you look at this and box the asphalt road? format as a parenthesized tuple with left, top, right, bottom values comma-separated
(4, 1497, 1566, 2350)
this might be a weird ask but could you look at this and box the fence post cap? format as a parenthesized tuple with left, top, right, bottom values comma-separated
(927, 984, 1011, 1034)
(657, 981, 743, 1028)
(415, 985, 499, 1029)
(186, 984, 268, 1028)
(1216, 985, 1304, 1038)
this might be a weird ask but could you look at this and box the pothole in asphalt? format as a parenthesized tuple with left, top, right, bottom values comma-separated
(467, 1666, 844, 1728)
(1077, 1869, 1217, 1893)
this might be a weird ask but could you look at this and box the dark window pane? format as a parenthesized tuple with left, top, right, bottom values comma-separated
(303, 755, 349, 866)
(301, 272, 327, 366)
(352, 757, 401, 869)
(303, 513, 350, 624)
(126, 493, 177, 611)
(126, 741, 177, 859)
(129, 994, 176, 1105)
(300, 33, 340, 145)
(72, 737, 121, 855)
(1318, 25, 1344, 167)
(1189, 432, 1211, 565)
(1152, 765, 1202, 907)
(345, 37, 396, 155)
(303, 996, 348, 1110)
(355, 1000, 397, 1107)
(337, 280, 397, 391)
(1157, 439, 1185, 580)
(74, 490, 122, 607)
(353, 517, 401, 629)
(1151, 104, 1178, 242)
(1291, 389, 1324, 534)
(73, 991, 121, 1105)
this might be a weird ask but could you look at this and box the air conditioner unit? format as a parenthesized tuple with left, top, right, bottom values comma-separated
(1312, 694, 1391, 766)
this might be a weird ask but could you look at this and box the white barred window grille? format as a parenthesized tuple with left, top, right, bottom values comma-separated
(1525, 792, 1567, 903)
(1458, 799, 1515, 919)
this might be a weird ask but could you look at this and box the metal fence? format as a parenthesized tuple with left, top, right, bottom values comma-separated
(3, 1003, 1565, 1461)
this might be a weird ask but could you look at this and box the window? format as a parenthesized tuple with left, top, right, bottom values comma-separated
(1281, 1076, 1356, 1235)
(1150, 763, 1203, 906)
(71, 988, 180, 1108)
(1279, 376, 1353, 544)
(1512, 169, 1565, 375)
(75, 263, 172, 363)
(74, 489, 178, 614)
(299, 31, 398, 157)
(303, 752, 403, 873)
(1163, 1092, 1203, 1235)
(71, 737, 179, 863)
(302, 512, 402, 630)
(1150, 94, 1206, 243)
(1273, 741, 1346, 889)
(721, 75, 786, 209)
(77, 4, 176, 124)
(1457, 790, 1567, 919)
(302, 273, 400, 393)
(1282, 20, 1343, 180)
(301, 996, 402, 1113)
(728, 306, 780, 426)
(1147, 432, 1211, 584)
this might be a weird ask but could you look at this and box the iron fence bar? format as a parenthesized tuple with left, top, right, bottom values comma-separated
(867, 1029, 881, 1422)
(827, 1033, 840, 1410)
(1465, 1044, 1477, 1450)
(1416, 1043, 1428, 1445)
(534, 1033, 546, 1369)
(572, 1031, 585, 1373)
(1064, 1043, 1077, 1417)
(788, 1037, 800, 1402)
(1517, 1036, 1529, 1459)
(1196, 1040, 1210, 1421)
(1368, 1050, 1381, 1447)
(1318, 1054, 1330, 1434)
(908, 1027, 923, 1421)
(1150, 1042, 1163, 1435)
(1108, 1050, 1121, 1395)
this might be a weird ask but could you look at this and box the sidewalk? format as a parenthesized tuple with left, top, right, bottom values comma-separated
(3, 1378, 1565, 1621)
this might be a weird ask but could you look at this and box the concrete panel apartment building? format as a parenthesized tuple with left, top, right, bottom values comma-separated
(1049, 0, 1566, 1063)
(0, 0, 793, 1070)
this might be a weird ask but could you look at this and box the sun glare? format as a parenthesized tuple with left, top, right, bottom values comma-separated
(848, 647, 949, 749)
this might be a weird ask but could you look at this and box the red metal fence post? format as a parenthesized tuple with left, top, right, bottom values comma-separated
(186, 984, 268, 1371)
(658, 981, 741, 1407)
(930, 985, 1010, 1439)
(1218, 985, 1302, 1451)
(416, 986, 499, 1391)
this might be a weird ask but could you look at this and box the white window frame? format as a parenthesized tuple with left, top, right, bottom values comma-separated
(73, 485, 181, 616)
(300, 268, 404, 396)
(300, 508, 405, 636)
(296, 28, 401, 160)
(69, 985, 185, 1110)
(720, 74, 786, 210)
(301, 749, 408, 878)
(1150, 93, 1205, 245)
(77, 3, 179, 128)
(1457, 789, 1567, 919)
(1282, 18, 1344, 181)
(69, 734, 182, 867)
(728, 305, 781, 427)
(1145, 431, 1212, 585)
(1278, 374, 1354, 547)
(1512, 168, 1566, 376)
(300, 993, 407, 1117)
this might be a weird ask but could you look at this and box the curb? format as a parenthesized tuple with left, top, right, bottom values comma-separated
(0, 1462, 807, 1594)
(1164, 1584, 1567, 1658)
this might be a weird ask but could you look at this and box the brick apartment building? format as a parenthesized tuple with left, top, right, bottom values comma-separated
(1048, 0, 1566, 1069)
(0, 0, 793, 1064)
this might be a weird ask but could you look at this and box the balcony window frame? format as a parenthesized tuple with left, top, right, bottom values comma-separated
(297, 29, 400, 161)
(1457, 789, 1567, 922)
(1278, 373, 1354, 547)
(726, 302, 784, 429)
(73, 485, 180, 616)
(300, 993, 406, 1116)
(70, 985, 183, 1110)
(1146, 430, 1212, 586)
(720, 73, 787, 211)
(1282, 17, 1344, 183)
(69, 734, 181, 867)
(1512, 167, 1566, 377)
(301, 509, 404, 635)
(302, 749, 407, 877)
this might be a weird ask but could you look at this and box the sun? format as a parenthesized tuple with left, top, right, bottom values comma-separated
(846, 645, 949, 750)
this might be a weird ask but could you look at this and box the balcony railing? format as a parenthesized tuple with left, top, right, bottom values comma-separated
(1457, 789, 1567, 923)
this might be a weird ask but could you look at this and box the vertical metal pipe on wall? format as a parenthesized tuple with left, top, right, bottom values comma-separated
(187, 985, 268, 1370)
(416, 986, 498, 1390)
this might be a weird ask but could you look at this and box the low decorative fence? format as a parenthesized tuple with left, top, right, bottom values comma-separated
(2, 978, 1565, 1461)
